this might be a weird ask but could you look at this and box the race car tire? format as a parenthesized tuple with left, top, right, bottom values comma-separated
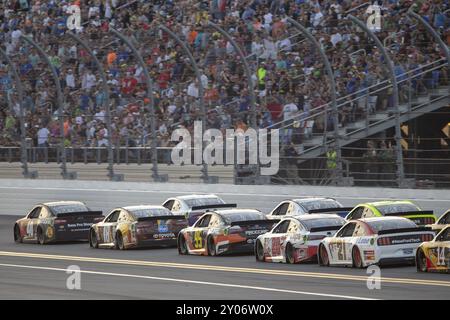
(416, 248, 428, 273)
(178, 234, 188, 255)
(115, 232, 125, 250)
(14, 224, 22, 243)
(255, 240, 265, 262)
(37, 227, 45, 245)
(207, 236, 216, 256)
(352, 246, 363, 269)
(89, 229, 98, 249)
(285, 243, 295, 264)
(318, 244, 329, 266)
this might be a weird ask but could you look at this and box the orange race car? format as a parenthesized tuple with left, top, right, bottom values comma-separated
(177, 209, 278, 256)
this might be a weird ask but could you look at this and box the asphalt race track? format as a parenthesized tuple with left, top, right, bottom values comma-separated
(0, 181, 449, 300)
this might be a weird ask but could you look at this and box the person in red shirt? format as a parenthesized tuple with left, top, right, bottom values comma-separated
(121, 72, 138, 96)
(266, 96, 283, 122)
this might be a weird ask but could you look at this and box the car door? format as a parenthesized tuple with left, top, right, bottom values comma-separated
(188, 214, 212, 251)
(38, 206, 54, 240)
(427, 228, 450, 268)
(98, 210, 121, 245)
(264, 219, 290, 258)
(23, 206, 42, 241)
(328, 222, 357, 264)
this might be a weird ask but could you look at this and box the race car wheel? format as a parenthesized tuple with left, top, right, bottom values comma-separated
(416, 248, 428, 273)
(352, 247, 363, 269)
(37, 227, 45, 245)
(14, 224, 22, 243)
(178, 235, 188, 255)
(89, 229, 98, 249)
(207, 236, 216, 256)
(285, 243, 295, 264)
(318, 244, 329, 266)
(115, 232, 125, 250)
(255, 240, 265, 262)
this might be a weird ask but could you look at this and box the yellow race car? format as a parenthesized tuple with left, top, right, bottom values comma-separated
(428, 209, 450, 233)
(345, 201, 436, 226)
(416, 226, 450, 273)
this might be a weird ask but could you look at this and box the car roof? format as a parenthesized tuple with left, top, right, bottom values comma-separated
(212, 209, 262, 216)
(43, 201, 86, 207)
(174, 194, 221, 201)
(357, 216, 410, 223)
(122, 205, 168, 212)
(290, 213, 342, 220)
(361, 200, 415, 207)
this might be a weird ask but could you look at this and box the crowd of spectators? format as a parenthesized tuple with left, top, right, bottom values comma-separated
(0, 0, 449, 166)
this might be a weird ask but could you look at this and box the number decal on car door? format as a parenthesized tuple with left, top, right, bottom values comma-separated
(194, 230, 203, 249)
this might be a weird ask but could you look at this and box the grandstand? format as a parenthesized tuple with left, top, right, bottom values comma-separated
(0, 0, 449, 188)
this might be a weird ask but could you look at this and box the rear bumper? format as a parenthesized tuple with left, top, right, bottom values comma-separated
(54, 230, 90, 241)
(136, 238, 177, 248)
(378, 257, 415, 266)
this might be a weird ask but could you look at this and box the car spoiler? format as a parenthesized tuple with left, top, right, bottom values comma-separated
(56, 211, 103, 218)
(383, 210, 434, 217)
(230, 219, 278, 227)
(137, 215, 186, 222)
(191, 204, 237, 211)
(307, 207, 354, 214)
(309, 225, 343, 233)
(377, 226, 433, 235)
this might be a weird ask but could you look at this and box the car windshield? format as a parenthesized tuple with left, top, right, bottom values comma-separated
(296, 199, 341, 211)
(376, 203, 419, 215)
(367, 219, 418, 233)
(130, 208, 172, 218)
(50, 203, 89, 214)
(301, 217, 346, 230)
(185, 197, 225, 208)
(222, 212, 265, 224)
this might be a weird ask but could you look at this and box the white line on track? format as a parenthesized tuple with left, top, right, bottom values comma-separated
(0, 186, 448, 202)
(0, 263, 377, 300)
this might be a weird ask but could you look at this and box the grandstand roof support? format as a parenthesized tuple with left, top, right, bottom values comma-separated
(207, 21, 261, 183)
(65, 31, 122, 181)
(407, 10, 450, 85)
(0, 48, 36, 179)
(347, 15, 405, 187)
(19, 35, 76, 180)
(286, 17, 345, 186)
(157, 25, 212, 183)
(109, 28, 167, 182)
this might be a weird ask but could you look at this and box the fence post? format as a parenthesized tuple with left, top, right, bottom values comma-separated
(207, 22, 261, 183)
(109, 28, 165, 182)
(347, 15, 405, 187)
(0, 48, 37, 178)
(20, 35, 76, 180)
(286, 17, 345, 186)
(156, 25, 212, 183)
(65, 32, 122, 181)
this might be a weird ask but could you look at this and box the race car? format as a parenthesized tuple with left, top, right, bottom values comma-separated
(267, 197, 353, 219)
(428, 209, 450, 233)
(255, 214, 346, 264)
(177, 209, 278, 256)
(14, 201, 103, 244)
(416, 226, 450, 273)
(345, 200, 436, 226)
(318, 216, 435, 268)
(89, 205, 187, 250)
(162, 194, 236, 226)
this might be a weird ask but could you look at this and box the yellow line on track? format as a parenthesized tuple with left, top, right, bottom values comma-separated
(0, 251, 449, 288)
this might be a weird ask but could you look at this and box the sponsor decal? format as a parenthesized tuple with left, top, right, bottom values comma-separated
(357, 238, 370, 244)
(67, 223, 93, 228)
(153, 233, 175, 239)
(158, 220, 169, 233)
(391, 237, 421, 245)
(245, 229, 267, 236)
(46, 226, 54, 238)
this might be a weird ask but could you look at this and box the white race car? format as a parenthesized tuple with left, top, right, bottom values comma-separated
(255, 214, 346, 263)
(318, 216, 435, 268)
